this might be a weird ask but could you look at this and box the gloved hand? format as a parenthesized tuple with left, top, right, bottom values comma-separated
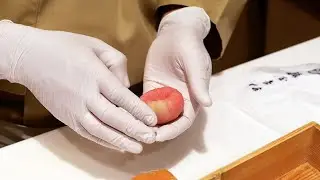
(143, 7, 213, 141)
(0, 20, 157, 154)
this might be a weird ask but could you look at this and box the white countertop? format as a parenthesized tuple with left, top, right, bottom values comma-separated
(0, 37, 319, 180)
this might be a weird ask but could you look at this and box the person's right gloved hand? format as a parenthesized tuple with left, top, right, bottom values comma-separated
(0, 20, 157, 154)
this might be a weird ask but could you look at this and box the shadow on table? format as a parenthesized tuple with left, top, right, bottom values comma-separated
(35, 108, 209, 179)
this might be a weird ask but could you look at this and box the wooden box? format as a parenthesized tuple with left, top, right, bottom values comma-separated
(133, 122, 320, 180)
(203, 121, 320, 180)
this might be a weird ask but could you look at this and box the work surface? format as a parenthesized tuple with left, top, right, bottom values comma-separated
(0, 37, 319, 180)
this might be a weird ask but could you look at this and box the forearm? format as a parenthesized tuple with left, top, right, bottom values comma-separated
(156, 5, 218, 61)
(155, 5, 221, 60)
(0, 20, 27, 81)
(0, 20, 14, 80)
(155, 0, 248, 59)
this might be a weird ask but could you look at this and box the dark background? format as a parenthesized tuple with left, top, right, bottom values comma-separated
(213, 0, 320, 73)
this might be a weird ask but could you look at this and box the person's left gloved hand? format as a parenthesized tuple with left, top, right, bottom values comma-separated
(143, 7, 213, 142)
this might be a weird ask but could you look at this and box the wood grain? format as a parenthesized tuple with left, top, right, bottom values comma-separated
(276, 162, 320, 180)
(201, 122, 320, 180)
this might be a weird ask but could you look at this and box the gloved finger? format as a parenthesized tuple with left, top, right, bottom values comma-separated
(99, 74, 157, 126)
(87, 94, 156, 144)
(76, 124, 125, 153)
(183, 42, 212, 106)
(155, 99, 197, 142)
(99, 51, 130, 88)
(74, 34, 130, 87)
(81, 112, 143, 154)
(143, 80, 163, 94)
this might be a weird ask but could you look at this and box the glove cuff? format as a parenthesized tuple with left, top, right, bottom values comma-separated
(0, 20, 29, 82)
(157, 7, 211, 39)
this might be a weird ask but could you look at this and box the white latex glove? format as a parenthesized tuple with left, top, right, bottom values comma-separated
(0, 20, 157, 154)
(143, 7, 213, 141)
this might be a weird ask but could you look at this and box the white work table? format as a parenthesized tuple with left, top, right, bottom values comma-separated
(0, 37, 319, 180)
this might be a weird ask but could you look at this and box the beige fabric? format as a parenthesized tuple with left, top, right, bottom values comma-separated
(0, 0, 246, 126)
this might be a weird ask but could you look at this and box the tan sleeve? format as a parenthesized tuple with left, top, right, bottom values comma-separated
(0, 0, 38, 26)
(155, 0, 248, 59)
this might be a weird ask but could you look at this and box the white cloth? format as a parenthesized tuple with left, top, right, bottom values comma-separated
(233, 63, 320, 135)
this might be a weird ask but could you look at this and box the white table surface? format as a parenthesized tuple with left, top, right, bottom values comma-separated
(0, 37, 319, 180)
